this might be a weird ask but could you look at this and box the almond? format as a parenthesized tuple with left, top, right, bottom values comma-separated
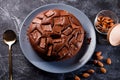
(100, 67, 107, 73)
(82, 73, 90, 78)
(106, 58, 112, 65)
(95, 51, 102, 56)
(97, 61, 104, 67)
(96, 16, 115, 33)
(74, 75, 81, 80)
(97, 56, 104, 60)
(87, 69, 95, 74)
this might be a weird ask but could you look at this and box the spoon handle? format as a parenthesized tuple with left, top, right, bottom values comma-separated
(9, 45, 12, 80)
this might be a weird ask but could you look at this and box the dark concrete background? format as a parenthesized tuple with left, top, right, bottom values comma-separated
(0, 0, 120, 80)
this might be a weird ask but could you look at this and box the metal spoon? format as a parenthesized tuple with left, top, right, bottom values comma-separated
(3, 30, 16, 80)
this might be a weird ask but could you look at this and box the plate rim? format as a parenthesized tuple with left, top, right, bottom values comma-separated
(19, 3, 96, 73)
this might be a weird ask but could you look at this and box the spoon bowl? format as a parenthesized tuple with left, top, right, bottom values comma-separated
(3, 30, 16, 80)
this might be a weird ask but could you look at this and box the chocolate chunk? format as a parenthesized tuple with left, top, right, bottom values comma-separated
(68, 36, 75, 44)
(46, 37, 52, 44)
(54, 17, 64, 25)
(53, 25, 63, 33)
(62, 27, 72, 36)
(76, 32, 84, 42)
(54, 17, 70, 26)
(36, 24, 43, 34)
(53, 39, 65, 52)
(60, 10, 69, 16)
(39, 38, 46, 48)
(31, 30, 41, 41)
(70, 44, 77, 50)
(58, 47, 68, 58)
(41, 24, 52, 31)
(47, 45, 53, 56)
(32, 18, 41, 24)
(52, 9, 60, 17)
(29, 23, 37, 33)
(69, 15, 80, 26)
(41, 17, 53, 25)
(71, 23, 80, 29)
(45, 10, 55, 17)
(77, 33, 82, 41)
(53, 39, 62, 43)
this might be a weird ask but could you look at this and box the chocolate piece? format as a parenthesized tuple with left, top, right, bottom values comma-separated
(32, 18, 41, 24)
(31, 30, 41, 41)
(54, 16, 70, 27)
(71, 23, 80, 29)
(45, 10, 55, 17)
(41, 24, 52, 32)
(53, 25, 63, 33)
(39, 38, 46, 48)
(47, 45, 53, 56)
(58, 47, 69, 58)
(53, 38, 62, 43)
(60, 10, 69, 16)
(27, 9, 85, 61)
(63, 27, 72, 36)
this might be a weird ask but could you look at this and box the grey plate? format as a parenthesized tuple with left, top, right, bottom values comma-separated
(19, 3, 96, 73)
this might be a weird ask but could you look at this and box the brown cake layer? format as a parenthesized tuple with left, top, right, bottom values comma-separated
(27, 9, 85, 61)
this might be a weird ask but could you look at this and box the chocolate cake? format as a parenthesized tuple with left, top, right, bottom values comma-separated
(27, 9, 85, 61)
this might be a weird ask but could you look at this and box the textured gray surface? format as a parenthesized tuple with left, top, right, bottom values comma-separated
(0, 0, 120, 80)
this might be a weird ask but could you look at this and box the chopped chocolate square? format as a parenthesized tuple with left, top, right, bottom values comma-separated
(62, 27, 72, 36)
(47, 45, 53, 56)
(58, 47, 68, 58)
(39, 38, 46, 48)
(41, 24, 52, 32)
(45, 10, 55, 17)
(31, 30, 41, 41)
(32, 18, 41, 24)
(53, 25, 63, 33)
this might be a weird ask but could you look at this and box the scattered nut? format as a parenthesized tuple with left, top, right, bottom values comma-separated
(74, 75, 81, 80)
(95, 51, 102, 56)
(97, 61, 104, 67)
(97, 56, 104, 60)
(82, 73, 90, 78)
(106, 58, 112, 65)
(73, 51, 111, 79)
(87, 69, 95, 74)
(100, 67, 107, 73)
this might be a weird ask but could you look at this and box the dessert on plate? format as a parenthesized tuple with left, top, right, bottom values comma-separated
(27, 9, 85, 61)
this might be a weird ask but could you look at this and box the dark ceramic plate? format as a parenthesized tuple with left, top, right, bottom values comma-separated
(19, 3, 96, 73)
